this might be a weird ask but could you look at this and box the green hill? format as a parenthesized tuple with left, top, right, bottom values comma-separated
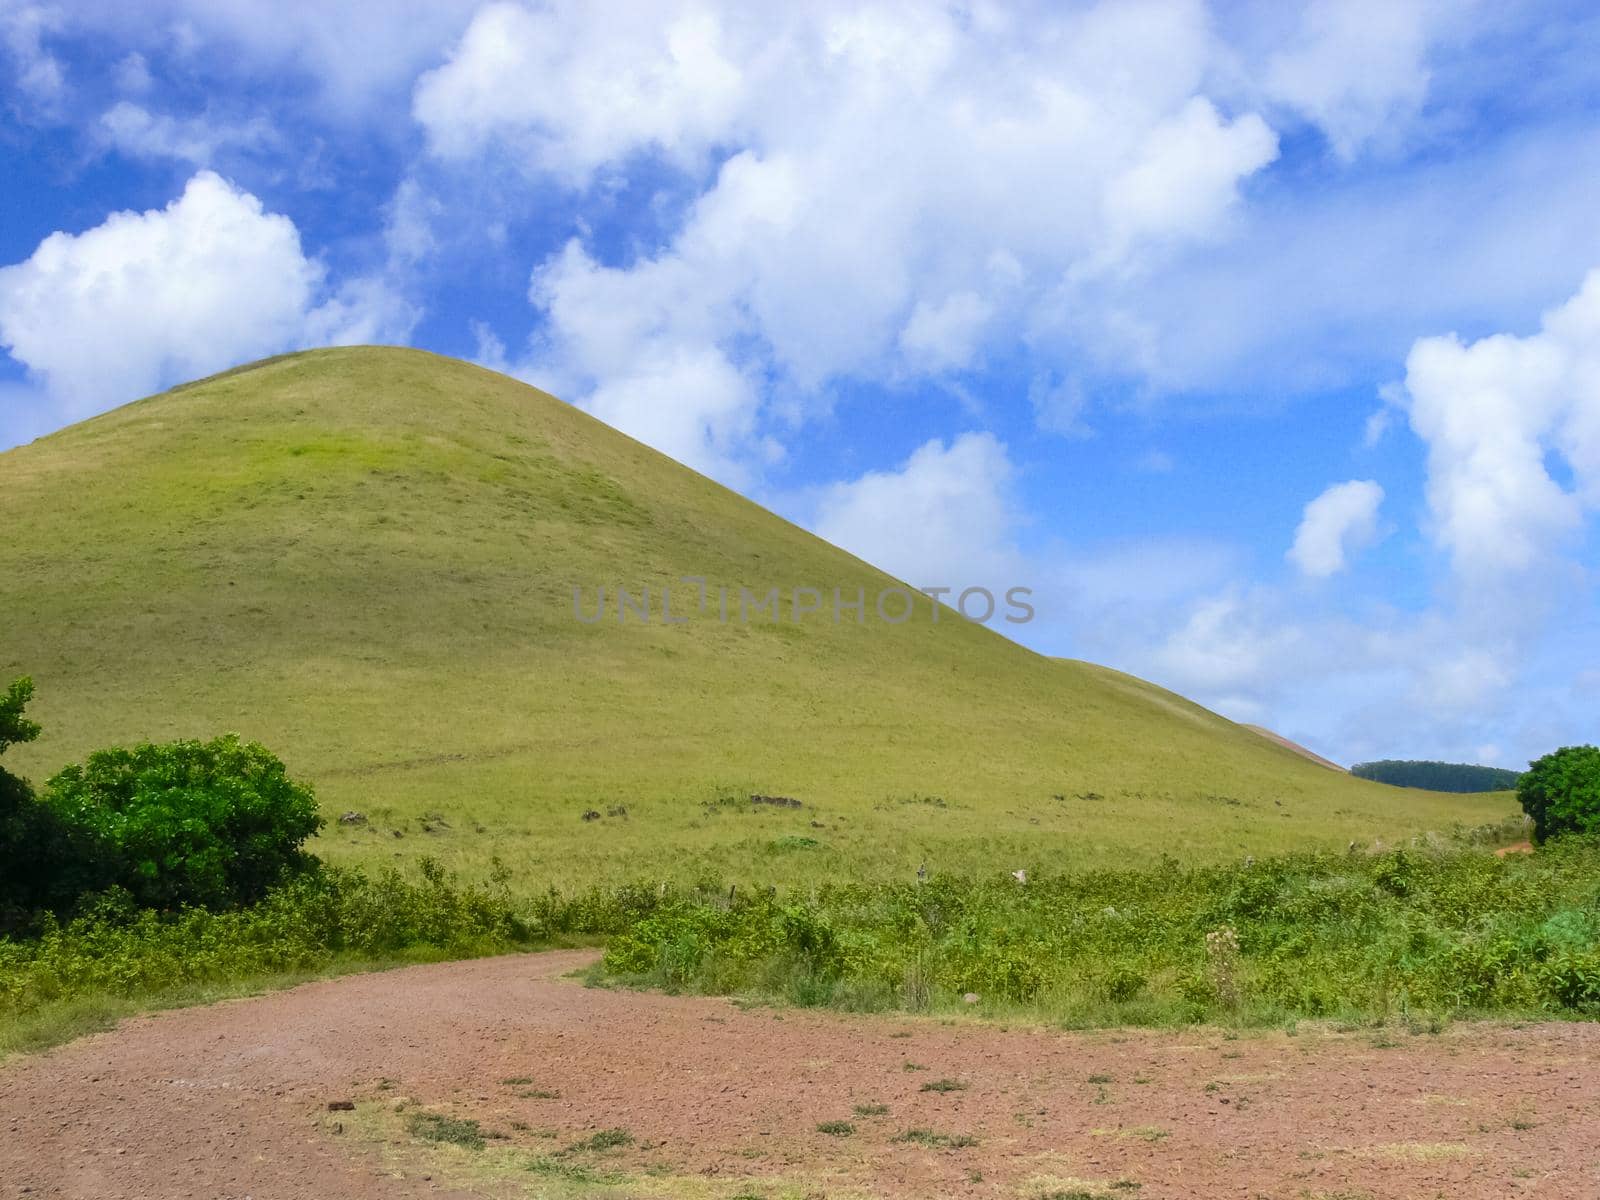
(0, 347, 1510, 887)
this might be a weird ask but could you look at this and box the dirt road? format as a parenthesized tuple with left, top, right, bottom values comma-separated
(2, 950, 1596, 1198)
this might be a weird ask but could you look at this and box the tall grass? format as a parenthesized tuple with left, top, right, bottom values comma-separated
(11, 840, 1597, 1060)
(600, 840, 1600, 1026)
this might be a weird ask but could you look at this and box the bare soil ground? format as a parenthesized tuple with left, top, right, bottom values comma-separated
(3, 950, 1597, 1199)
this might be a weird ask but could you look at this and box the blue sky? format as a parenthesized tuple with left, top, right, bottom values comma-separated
(3, 0, 1600, 768)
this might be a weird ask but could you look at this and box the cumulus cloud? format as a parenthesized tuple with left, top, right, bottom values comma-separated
(811, 432, 1023, 590)
(415, 0, 744, 181)
(1100, 270, 1600, 761)
(1288, 479, 1385, 577)
(1403, 269, 1600, 578)
(1098, 97, 1276, 263)
(584, 346, 760, 482)
(424, 0, 1280, 469)
(0, 171, 410, 420)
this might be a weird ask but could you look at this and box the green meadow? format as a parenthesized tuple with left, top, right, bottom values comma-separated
(1, 347, 1512, 892)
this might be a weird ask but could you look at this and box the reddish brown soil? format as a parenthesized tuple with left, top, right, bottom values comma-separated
(3, 950, 1598, 1199)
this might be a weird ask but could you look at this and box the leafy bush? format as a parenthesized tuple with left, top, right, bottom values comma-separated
(1519, 745, 1600, 843)
(39, 734, 322, 911)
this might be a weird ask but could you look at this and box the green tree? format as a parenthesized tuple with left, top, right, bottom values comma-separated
(0, 677, 84, 927)
(44, 734, 324, 910)
(1518, 745, 1600, 843)
(0, 676, 41, 755)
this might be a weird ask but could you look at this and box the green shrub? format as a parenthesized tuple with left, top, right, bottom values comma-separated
(1519, 745, 1600, 843)
(43, 734, 323, 911)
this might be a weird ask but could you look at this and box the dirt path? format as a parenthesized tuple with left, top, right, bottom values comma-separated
(3, 951, 1597, 1199)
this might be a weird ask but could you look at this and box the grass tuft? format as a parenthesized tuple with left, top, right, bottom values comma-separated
(562, 1128, 634, 1155)
(406, 1111, 486, 1150)
(891, 1128, 978, 1148)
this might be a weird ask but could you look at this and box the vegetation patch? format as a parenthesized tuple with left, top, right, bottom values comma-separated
(600, 840, 1600, 1026)
(406, 1111, 487, 1150)
(891, 1128, 978, 1148)
(562, 1127, 634, 1155)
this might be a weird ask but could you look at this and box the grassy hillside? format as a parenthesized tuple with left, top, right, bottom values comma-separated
(0, 347, 1510, 888)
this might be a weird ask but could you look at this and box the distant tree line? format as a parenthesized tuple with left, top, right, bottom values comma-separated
(1350, 759, 1523, 793)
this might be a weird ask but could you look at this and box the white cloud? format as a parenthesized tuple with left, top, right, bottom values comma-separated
(112, 50, 152, 94)
(0, 171, 410, 420)
(1362, 405, 1394, 446)
(1403, 268, 1600, 578)
(1257, 0, 1439, 159)
(898, 292, 993, 374)
(1288, 479, 1385, 578)
(384, 177, 445, 266)
(1, 2, 65, 106)
(422, 0, 1281, 469)
(1033, 122, 1600, 402)
(1099, 97, 1276, 264)
(1123, 580, 1529, 758)
(414, 0, 745, 182)
(811, 432, 1022, 590)
(46, 1, 481, 119)
(1150, 587, 1309, 698)
(584, 345, 759, 483)
(1029, 375, 1091, 438)
(522, 237, 757, 481)
(97, 101, 275, 165)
